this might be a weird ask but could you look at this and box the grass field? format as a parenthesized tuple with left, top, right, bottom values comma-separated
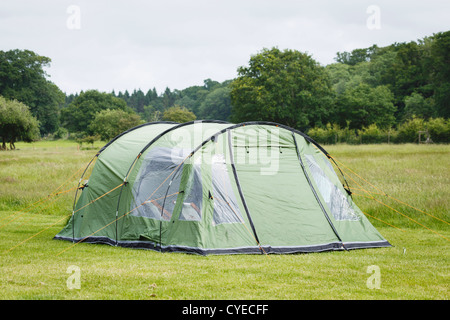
(0, 140, 448, 300)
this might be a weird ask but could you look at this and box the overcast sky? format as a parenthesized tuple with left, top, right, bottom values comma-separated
(1, 0, 449, 95)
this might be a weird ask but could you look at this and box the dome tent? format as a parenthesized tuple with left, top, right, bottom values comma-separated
(54, 120, 391, 255)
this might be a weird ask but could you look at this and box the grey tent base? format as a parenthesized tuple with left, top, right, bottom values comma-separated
(54, 235, 391, 255)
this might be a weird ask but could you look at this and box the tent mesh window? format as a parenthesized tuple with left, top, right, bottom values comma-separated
(211, 153, 243, 225)
(304, 154, 359, 221)
(131, 147, 188, 221)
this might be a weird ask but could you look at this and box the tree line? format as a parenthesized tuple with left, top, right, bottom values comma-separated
(0, 30, 449, 148)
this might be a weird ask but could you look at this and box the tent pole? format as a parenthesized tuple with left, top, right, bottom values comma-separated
(291, 132, 343, 244)
(227, 130, 262, 250)
(71, 153, 98, 243)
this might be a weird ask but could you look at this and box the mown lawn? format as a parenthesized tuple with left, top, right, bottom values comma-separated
(0, 140, 448, 300)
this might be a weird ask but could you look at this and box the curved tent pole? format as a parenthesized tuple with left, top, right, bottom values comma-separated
(291, 132, 343, 243)
(158, 153, 191, 251)
(155, 129, 263, 253)
(108, 120, 350, 249)
(328, 156, 352, 197)
(147, 121, 333, 252)
(133, 120, 231, 158)
(182, 122, 342, 250)
(226, 129, 262, 249)
(69, 121, 179, 245)
(183, 121, 346, 249)
(185, 121, 352, 201)
(112, 120, 233, 246)
(71, 153, 99, 242)
(97, 121, 179, 155)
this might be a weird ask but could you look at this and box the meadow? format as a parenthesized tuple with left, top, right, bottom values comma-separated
(0, 140, 448, 300)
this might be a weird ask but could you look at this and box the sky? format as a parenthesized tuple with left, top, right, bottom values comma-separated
(1, 0, 449, 95)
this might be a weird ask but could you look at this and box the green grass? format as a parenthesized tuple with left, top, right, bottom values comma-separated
(0, 141, 449, 300)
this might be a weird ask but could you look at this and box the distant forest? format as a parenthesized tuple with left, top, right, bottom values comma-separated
(1, 30, 449, 147)
(64, 78, 233, 124)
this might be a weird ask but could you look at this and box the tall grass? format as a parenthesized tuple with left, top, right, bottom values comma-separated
(326, 143, 449, 232)
(0, 140, 98, 214)
(0, 141, 448, 300)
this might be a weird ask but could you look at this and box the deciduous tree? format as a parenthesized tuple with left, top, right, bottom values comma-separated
(0, 49, 64, 135)
(337, 83, 396, 129)
(0, 96, 40, 150)
(88, 108, 142, 141)
(162, 105, 196, 123)
(230, 47, 334, 130)
(61, 90, 132, 134)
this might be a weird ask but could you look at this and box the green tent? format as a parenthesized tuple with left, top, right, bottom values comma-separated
(55, 121, 391, 255)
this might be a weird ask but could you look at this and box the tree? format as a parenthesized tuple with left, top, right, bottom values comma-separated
(35, 82, 65, 134)
(174, 95, 196, 114)
(429, 31, 450, 118)
(128, 89, 146, 114)
(389, 41, 430, 117)
(337, 83, 396, 129)
(203, 78, 221, 91)
(162, 105, 196, 123)
(198, 87, 232, 121)
(335, 45, 379, 65)
(174, 80, 231, 117)
(162, 87, 176, 109)
(404, 92, 436, 120)
(366, 49, 398, 88)
(230, 47, 334, 130)
(88, 109, 142, 141)
(0, 96, 40, 150)
(0, 49, 64, 135)
(60, 90, 133, 134)
(326, 63, 352, 95)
